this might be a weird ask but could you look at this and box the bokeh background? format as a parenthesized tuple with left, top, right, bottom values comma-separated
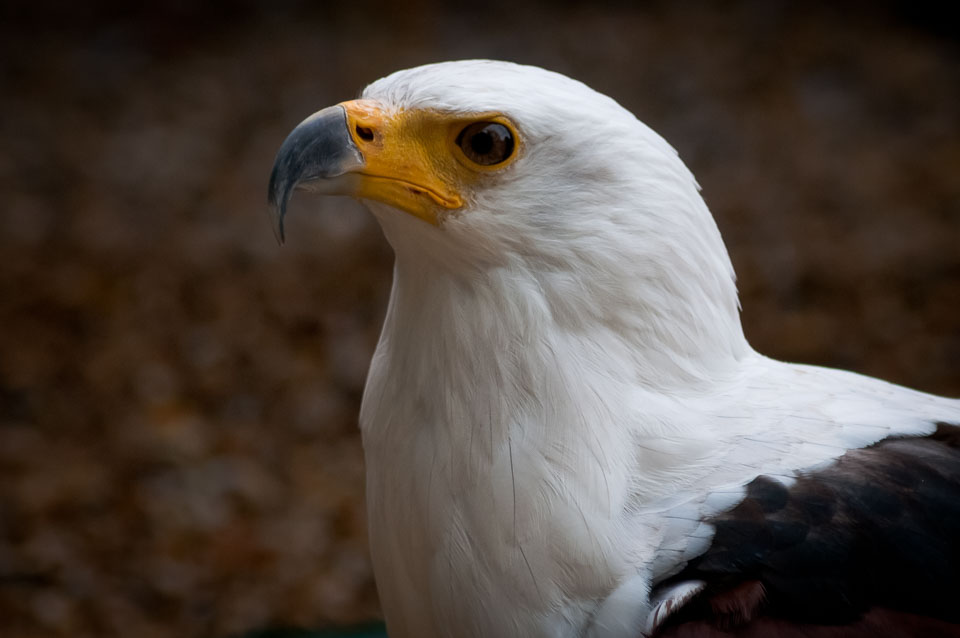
(1, 1, 958, 637)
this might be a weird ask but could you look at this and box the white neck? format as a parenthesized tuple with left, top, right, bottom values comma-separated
(370, 194, 750, 392)
(358, 206, 750, 637)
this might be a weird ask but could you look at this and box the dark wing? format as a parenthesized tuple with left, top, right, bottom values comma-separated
(652, 423, 960, 637)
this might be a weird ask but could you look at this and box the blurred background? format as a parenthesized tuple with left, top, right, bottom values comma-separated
(0, 1, 958, 637)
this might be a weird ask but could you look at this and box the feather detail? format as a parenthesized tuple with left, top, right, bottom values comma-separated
(646, 581, 706, 635)
(274, 60, 960, 638)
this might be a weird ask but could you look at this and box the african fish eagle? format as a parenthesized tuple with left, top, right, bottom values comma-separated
(267, 60, 960, 638)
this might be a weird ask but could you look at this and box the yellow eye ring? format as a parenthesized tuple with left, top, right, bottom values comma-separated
(452, 118, 519, 169)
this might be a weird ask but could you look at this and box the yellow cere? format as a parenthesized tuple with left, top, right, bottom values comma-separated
(341, 99, 521, 225)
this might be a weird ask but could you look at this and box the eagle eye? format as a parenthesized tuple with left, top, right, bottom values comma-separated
(456, 122, 515, 167)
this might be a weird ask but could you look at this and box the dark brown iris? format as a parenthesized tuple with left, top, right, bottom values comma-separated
(456, 122, 515, 166)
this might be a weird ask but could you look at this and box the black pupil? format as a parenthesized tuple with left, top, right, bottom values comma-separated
(458, 122, 514, 166)
(471, 131, 494, 156)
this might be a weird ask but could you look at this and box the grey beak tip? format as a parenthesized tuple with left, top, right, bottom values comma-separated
(267, 192, 287, 246)
(266, 104, 360, 243)
(273, 212, 286, 245)
(268, 160, 291, 245)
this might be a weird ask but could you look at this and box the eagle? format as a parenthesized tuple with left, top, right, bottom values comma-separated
(267, 60, 960, 638)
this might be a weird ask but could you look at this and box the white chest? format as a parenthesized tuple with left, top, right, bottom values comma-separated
(358, 329, 644, 638)
(362, 403, 636, 637)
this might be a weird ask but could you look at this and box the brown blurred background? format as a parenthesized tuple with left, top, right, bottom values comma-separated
(0, 1, 958, 637)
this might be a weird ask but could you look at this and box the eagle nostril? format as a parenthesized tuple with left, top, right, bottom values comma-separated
(355, 125, 374, 142)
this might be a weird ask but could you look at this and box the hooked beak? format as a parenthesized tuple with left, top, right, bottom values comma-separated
(267, 100, 465, 242)
(267, 105, 363, 242)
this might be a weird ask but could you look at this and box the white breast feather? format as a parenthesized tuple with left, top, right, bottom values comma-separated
(341, 61, 960, 638)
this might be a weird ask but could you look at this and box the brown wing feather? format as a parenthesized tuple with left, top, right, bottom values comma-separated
(652, 423, 960, 637)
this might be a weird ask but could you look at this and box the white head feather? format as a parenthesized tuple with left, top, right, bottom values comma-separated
(312, 60, 960, 638)
(363, 60, 747, 390)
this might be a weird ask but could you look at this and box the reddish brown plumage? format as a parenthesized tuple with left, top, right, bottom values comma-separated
(708, 580, 765, 629)
(657, 608, 960, 637)
(652, 423, 960, 637)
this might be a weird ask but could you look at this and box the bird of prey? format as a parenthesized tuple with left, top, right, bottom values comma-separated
(267, 60, 960, 638)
